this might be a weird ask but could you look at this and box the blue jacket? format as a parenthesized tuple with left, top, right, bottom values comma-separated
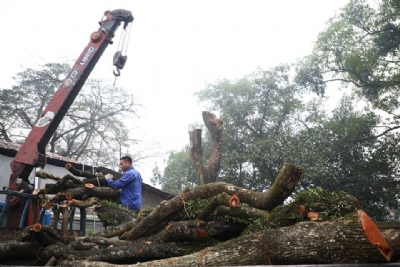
(107, 166, 142, 210)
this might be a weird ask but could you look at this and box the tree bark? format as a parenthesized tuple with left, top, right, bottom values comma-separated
(214, 205, 269, 219)
(32, 223, 58, 246)
(0, 241, 41, 261)
(65, 162, 97, 178)
(65, 183, 120, 201)
(36, 171, 62, 182)
(197, 193, 240, 220)
(60, 242, 187, 263)
(68, 197, 100, 208)
(382, 228, 400, 262)
(62, 210, 391, 267)
(82, 177, 109, 187)
(147, 219, 245, 243)
(60, 205, 70, 238)
(121, 163, 303, 240)
(94, 219, 137, 238)
(189, 111, 223, 184)
(95, 203, 135, 228)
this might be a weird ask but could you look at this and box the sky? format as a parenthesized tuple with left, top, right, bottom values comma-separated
(1, 0, 350, 185)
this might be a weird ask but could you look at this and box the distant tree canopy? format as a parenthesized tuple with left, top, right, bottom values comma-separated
(0, 62, 140, 168)
(296, 0, 400, 124)
(152, 0, 400, 220)
(154, 61, 400, 220)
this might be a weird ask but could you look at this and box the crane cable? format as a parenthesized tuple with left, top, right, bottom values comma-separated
(113, 23, 133, 88)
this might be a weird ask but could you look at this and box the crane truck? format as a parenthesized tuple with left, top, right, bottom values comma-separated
(1, 9, 134, 228)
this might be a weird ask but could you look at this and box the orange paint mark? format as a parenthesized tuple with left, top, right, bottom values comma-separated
(307, 211, 319, 221)
(358, 210, 392, 262)
(264, 244, 272, 265)
(229, 194, 240, 207)
(298, 204, 306, 214)
(85, 183, 94, 189)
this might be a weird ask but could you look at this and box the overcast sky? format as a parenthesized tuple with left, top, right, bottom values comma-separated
(1, 0, 350, 184)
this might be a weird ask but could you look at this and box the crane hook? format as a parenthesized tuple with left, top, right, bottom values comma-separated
(113, 67, 121, 77)
(113, 51, 127, 77)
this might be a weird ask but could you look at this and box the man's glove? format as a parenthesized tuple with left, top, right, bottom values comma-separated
(105, 174, 114, 180)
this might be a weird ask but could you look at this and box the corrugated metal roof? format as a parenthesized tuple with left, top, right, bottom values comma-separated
(0, 139, 81, 164)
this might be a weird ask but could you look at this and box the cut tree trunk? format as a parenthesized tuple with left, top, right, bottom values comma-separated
(382, 228, 400, 262)
(121, 163, 303, 240)
(94, 219, 138, 238)
(59, 210, 391, 267)
(94, 203, 135, 228)
(67, 197, 100, 208)
(0, 241, 41, 261)
(31, 223, 58, 246)
(82, 177, 109, 187)
(64, 183, 120, 201)
(214, 205, 269, 219)
(189, 111, 223, 184)
(146, 219, 244, 243)
(36, 171, 62, 182)
(197, 193, 240, 220)
(59, 242, 187, 263)
(65, 163, 97, 178)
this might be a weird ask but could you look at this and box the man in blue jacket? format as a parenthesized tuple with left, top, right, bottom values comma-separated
(106, 156, 142, 212)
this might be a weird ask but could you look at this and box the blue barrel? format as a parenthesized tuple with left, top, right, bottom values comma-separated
(41, 210, 51, 226)
(0, 200, 5, 213)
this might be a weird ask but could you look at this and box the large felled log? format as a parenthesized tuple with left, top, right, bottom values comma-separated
(31, 223, 58, 246)
(65, 162, 97, 178)
(197, 193, 240, 220)
(189, 111, 223, 184)
(382, 228, 400, 262)
(65, 183, 120, 201)
(94, 219, 137, 238)
(0, 241, 41, 261)
(36, 171, 62, 182)
(82, 177, 109, 187)
(73, 236, 133, 248)
(121, 163, 303, 240)
(259, 189, 360, 229)
(147, 219, 245, 243)
(68, 197, 100, 208)
(214, 205, 269, 219)
(59, 242, 187, 263)
(64, 210, 391, 267)
(95, 202, 135, 228)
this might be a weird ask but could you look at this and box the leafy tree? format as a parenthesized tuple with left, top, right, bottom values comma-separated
(0, 62, 141, 168)
(295, 0, 400, 132)
(295, 95, 400, 220)
(151, 146, 198, 194)
(196, 65, 306, 191)
(187, 63, 400, 220)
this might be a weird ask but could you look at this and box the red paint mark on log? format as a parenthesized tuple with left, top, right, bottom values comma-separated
(307, 211, 319, 221)
(229, 194, 240, 207)
(298, 204, 306, 214)
(358, 209, 392, 261)
(264, 244, 272, 265)
(85, 183, 94, 189)
(32, 223, 42, 232)
(65, 163, 73, 170)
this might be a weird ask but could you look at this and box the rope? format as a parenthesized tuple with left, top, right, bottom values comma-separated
(180, 193, 191, 220)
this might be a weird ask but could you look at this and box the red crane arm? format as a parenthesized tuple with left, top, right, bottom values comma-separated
(10, 9, 134, 184)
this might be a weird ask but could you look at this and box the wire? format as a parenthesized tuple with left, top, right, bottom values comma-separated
(124, 23, 133, 55)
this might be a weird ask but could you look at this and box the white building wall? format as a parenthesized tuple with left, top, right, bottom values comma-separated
(0, 154, 86, 201)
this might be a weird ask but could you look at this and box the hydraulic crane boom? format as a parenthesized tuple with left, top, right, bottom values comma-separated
(9, 9, 133, 190)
